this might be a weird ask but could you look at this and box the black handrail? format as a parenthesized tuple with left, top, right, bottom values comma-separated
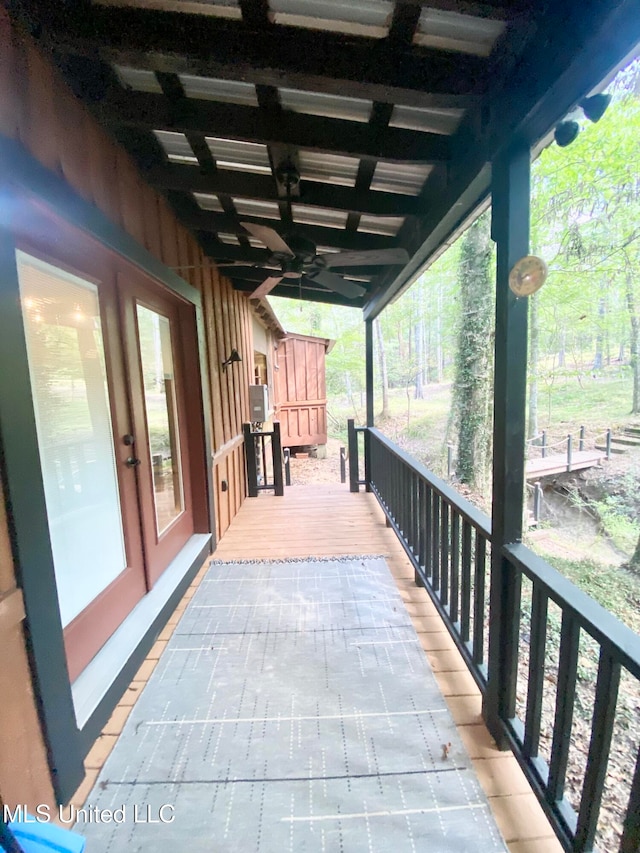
(362, 425, 640, 853)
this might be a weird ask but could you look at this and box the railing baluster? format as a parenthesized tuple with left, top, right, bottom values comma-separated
(523, 583, 548, 759)
(431, 493, 440, 592)
(574, 650, 621, 850)
(424, 485, 433, 578)
(461, 520, 472, 643)
(440, 501, 449, 607)
(473, 533, 486, 665)
(450, 511, 460, 625)
(621, 745, 640, 852)
(412, 472, 419, 556)
(547, 614, 580, 803)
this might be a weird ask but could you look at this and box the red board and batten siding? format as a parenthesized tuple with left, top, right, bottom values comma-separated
(274, 334, 332, 447)
(0, 10, 252, 809)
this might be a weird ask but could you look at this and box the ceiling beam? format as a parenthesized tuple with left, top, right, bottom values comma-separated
(180, 211, 400, 251)
(146, 164, 421, 216)
(42, 5, 482, 109)
(93, 91, 452, 163)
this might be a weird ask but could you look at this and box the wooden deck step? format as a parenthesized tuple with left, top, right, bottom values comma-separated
(612, 434, 640, 447)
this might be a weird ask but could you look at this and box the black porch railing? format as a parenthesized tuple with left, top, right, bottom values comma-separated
(243, 422, 284, 496)
(350, 422, 640, 853)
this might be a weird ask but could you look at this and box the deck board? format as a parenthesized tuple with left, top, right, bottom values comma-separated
(213, 485, 562, 851)
(72, 484, 561, 851)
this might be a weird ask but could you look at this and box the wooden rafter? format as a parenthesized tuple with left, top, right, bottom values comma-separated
(42, 5, 483, 108)
(93, 92, 452, 163)
(147, 165, 421, 217)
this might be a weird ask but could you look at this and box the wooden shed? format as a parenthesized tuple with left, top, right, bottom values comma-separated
(273, 333, 334, 451)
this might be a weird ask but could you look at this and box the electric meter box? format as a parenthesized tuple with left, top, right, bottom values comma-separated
(249, 384, 269, 422)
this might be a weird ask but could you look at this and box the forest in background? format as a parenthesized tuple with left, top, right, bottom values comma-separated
(271, 59, 640, 570)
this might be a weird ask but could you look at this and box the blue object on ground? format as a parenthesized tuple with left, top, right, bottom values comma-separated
(7, 819, 85, 853)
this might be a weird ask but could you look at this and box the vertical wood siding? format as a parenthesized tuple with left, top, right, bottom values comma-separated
(274, 336, 329, 447)
(0, 9, 251, 807)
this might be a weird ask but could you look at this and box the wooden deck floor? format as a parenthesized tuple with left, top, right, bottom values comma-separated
(73, 484, 562, 851)
(214, 485, 562, 852)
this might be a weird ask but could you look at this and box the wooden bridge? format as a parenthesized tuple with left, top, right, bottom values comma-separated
(524, 428, 613, 481)
(525, 449, 607, 480)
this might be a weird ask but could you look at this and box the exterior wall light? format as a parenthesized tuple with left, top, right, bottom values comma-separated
(222, 348, 242, 371)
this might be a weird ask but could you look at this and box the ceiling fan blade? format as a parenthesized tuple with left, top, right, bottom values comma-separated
(324, 248, 410, 268)
(240, 223, 294, 257)
(251, 275, 284, 299)
(308, 270, 366, 299)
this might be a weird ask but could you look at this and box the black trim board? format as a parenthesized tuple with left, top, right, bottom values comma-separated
(0, 135, 201, 308)
(0, 226, 84, 804)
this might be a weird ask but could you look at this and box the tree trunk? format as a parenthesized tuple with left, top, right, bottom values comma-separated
(630, 531, 640, 571)
(436, 282, 444, 382)
(452, 213, 494, 489)
(414, 313, 424, 399)
(528, 292, 539, 440)
(626, 274, 640, 414)
(375, 318, 390, 419)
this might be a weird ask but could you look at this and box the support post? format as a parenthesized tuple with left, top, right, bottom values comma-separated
(567, 433, 572, 472)
(483, 142, 530, 748)
(272, 421, 284, 496)
(243, 422, 258, 497)
(283, 447, 291, 486)
(347, 418, 359, 493)
(365, 319, 374, 491)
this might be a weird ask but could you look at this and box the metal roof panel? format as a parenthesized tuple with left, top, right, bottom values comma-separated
(279, 87, 373, 122)
(271, 0, 393, 38)
(298, 151, 360, 187)
(414, 8, 505, 56)
(180, 74, 258, 105)
(389, 105, 464, 135)
(153, 129, 198, 164)
(370, 161, 432, 196)
(114, 65, 163, 93)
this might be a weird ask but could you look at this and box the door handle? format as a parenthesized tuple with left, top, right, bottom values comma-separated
(126, 457, 141, 467)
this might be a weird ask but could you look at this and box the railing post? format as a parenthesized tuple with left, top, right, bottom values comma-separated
(567, 433, 572, 472)
(243, 422, 258, 497)
(579, 424, 585, 451)
(606, 428, 612, 459)
(272, 421, 284, 496)
(339, 446, 346, 483)
(347, 418, 359, 493)
(447, 444, 453, 480)
(484, 142, 529, 748)
(533, 482, 542, 523)
(541, 430, 546, 458)
(283, 447, 291, 486)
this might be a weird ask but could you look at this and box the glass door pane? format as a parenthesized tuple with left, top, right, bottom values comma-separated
(17, 252, 127, 627)
(136, 304, 184, 535)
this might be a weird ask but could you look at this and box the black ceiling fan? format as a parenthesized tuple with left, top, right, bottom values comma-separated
(218, 163, 409, 300)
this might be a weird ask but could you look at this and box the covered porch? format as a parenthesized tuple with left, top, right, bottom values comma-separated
(73, 483, 561, 851)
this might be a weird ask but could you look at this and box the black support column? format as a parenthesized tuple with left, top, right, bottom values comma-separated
(483, 142, 530, 745)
